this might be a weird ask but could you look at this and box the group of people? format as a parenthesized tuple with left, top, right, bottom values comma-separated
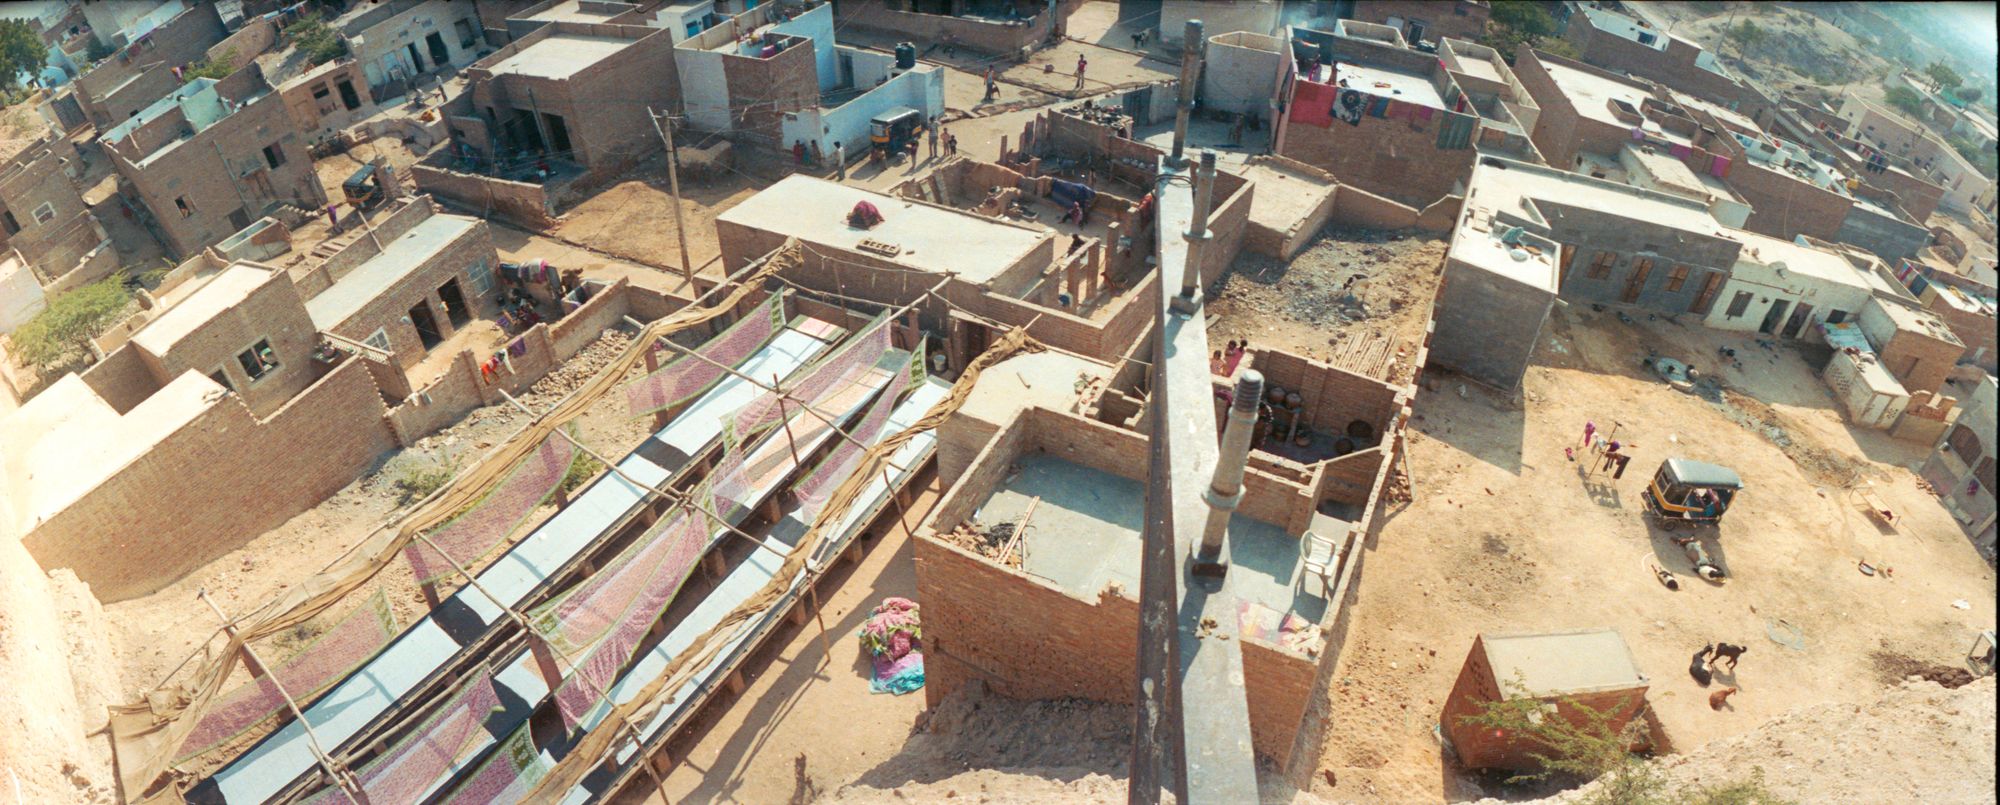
(798, 118, 956, 182)
(1211, 339, 1249, 377)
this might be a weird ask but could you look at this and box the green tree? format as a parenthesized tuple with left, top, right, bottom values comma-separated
(9, 274, 133, 371)
(1925, 61, 1962, 92)
(0, 19, 49, 91)
(185, 48, 237, 81)
(282, 13, 347, 67)
(1724, 20, 1766, 59)
(1483, 0, 1563, 64)
(1885, 84, 1926, 116)
(1951, 85, 1982, 104)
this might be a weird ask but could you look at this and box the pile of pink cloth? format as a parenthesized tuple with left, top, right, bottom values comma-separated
(858, 597, 924, 695)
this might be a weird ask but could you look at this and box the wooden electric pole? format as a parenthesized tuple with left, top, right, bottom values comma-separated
(647, 107, 697, 289)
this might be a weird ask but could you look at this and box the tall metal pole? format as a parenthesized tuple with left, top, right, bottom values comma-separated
(649, 108, 699, 288)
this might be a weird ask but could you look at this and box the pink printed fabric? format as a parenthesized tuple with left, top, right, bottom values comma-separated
(404, 433, 577, 585)
(175, 593, 398, 762)
(299, 672, 500, 805)
(623, 295, 783, 417)
(439, 723, 547, 804)
(794, 358, 914, 520)
(726, 317, 891, 449)
(529, 507, 695, 656)
(552, 510, 708, 731)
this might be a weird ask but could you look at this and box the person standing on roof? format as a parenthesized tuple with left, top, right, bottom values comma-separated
(928, 117, 941, 160)
(1074, 54, 1088, 91)
(834, 141, 846, 180)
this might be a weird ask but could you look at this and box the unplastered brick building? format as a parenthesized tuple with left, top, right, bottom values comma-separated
(0, 132, 114, 291)
(1553, 1, 1774, 129)
(916, 344, 1411, 774)
(101, 65, 328, 259)
(1348, 0, 1490, 47)
(67, 1, 228, 130)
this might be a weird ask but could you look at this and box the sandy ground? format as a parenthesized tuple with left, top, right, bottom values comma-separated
(546, 156, 757, 276)
(1303, 305, 1998, 802)
(1208, 228, 1445, 385)
(1638, 3, 1899, 108)
(102, 330, 656, 767)
(1485, 675, 1996, 804)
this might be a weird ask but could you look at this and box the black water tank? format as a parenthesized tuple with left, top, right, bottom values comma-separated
(895, 42, 916, 69)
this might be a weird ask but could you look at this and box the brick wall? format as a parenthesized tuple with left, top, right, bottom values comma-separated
(833, 0, 1061, 56)
(1539, 201, 1739, 314)
(1920, 288, 1996, 372)
(77, 344, 162, 414)
(0, 136, 101, 278)
(1327, 182, 1421, 230)
(322, 217, 501, 369)
(721, 42, 816, 146)
(1351, 0, 1489, 43)
(137, 268, 320, 418)
(24, 358, 395, 602)
(411, 155, 555, 228)
(563, 25, 679, 173)
(1434, 250, 1555, 390)
(1702, 136, 1852, 244)
(1561, 13, 1770, 128)
(280, 59, 375, 144)
(1278, 96, 1477, 208)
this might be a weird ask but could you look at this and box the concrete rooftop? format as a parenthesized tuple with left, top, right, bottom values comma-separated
(306, 215, 478, 330)
(1448, 221, 1559, 290)
(1465, 158, 1729, 238)
(957, 351, 1108, 426)
(1541, 61, 1691, 146)
(972, 455, 1327, 628)
(0, 372, 222, 532)
(1728, 230, 1873, 291)
(131, 264, 280, 357)
(1483, 629, 1647, 699)
(487, 34, 634, 80)
(719, 176, 1051, 286)
(1335, 61, 1445, 110)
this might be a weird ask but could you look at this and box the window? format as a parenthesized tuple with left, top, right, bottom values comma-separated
(467, 258, 495, 295)
(175, 196, 195, 217)
(1945, 424, 1983, 465)
(1826, 310, 1847, 324)
(1725, 291, 1754, 318)
(209, 370, 233, 392)
(363, 328, 392, 352)
(31, 202, 56, 225)
(263, 142, 286, 169)
(1586, 250, 1617, 280)
(1664, 264, 1691, 292)
(1, 211, 17, 235)
(237, 338, 279, 381)
(455, 18, 477, 49)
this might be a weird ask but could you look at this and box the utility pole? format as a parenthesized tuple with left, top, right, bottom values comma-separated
(648, 107, 698, 289)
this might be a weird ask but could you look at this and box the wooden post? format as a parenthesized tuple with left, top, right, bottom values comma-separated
(198, 590, 369, 804)
(773, 373, 804, 468)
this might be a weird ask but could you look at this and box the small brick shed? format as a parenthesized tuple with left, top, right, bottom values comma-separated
(1441, 629, 1652, 771)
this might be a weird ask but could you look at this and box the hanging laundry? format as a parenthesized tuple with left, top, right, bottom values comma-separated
(1335, 89, 1366, 126)
(1669, 144, 1692, 158)
(1366, 95, 1391, 118)
(1709, 154, 1732, 178)
(508, 338, 528, 357)
(1291, 81, 1336, 127)
(1384, 99, 1408, 120)
(1414, 106, 1435, 122)
(1436, 112, 1477, 150)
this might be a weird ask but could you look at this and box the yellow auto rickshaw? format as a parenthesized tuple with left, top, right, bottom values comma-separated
(1641, 458, 1743, 531)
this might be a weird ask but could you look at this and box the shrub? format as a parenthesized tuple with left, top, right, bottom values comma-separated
(10, 273, 133, 371)
(392, 455, 461, 506)
(284, 14, 346, 67)
(186, 48, 237, 80)
(560, 451, 605, 496)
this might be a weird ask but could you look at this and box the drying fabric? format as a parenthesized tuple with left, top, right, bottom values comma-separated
(725, 314, 891, 449)
(303, 671, 502, 804)
(439, 723, 547, 804)
(1435, 111, 1477, 150)
(1669, 143, 1693, 158)
(793, 352, 920, 522)
(1366, 95, 1391, 118)
(871, 651, 925, 695)
(1334, 89, 1365, 126)
(1414, 106, 1435, 122)
(860, 598, 924, 695)
(529, 508, 701, 656)
(1290, 80, 1336, 128)
(507, 338, 528, 357)
(550, 509, 708, 731)
(1049, 179, 1096, 209)
(403, 432, 578, 585)
(624, 294, 785, 417)
(173, 592, 398, 762)
(1710, 154, 1732, 178)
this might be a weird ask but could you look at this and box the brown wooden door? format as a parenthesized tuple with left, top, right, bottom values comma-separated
(1690, 271, 1724, 314)
(1621, 257, 1654, 303)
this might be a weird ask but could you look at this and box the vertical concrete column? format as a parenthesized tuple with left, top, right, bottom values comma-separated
(1193, 369, 1264, 574)
(428, 293, 456, 340)
(1170, 19, 1206, 167)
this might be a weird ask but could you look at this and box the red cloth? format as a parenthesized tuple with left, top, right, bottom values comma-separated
(849, 200, 884, 228)
(1291, 80, 1335, 128)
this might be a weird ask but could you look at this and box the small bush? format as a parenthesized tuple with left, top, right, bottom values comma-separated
(561, 451, 605, 496)
(283, 14, 347, 67)
(10, 273, 133, 370)
(186, 48, 237, 80)
(392, 455, 460, 506)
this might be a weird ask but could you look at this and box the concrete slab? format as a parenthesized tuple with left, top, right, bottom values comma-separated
(487, 34, 634, 80)
(131, 264, 280, 356)
(716, 175, 1050, 285)
(305, 215, 477, 330)
(1482, 629, 1647, 698)
(1236, 160, 1337, 237)
(1335, 62, 1444, 110)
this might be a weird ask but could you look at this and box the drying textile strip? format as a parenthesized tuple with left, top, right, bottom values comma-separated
(404, 431, 579, 585)
(623, 293, 785, 417)
(108, 241, 801, 801)
(172, 592, 398, 764)
(514, 329, 1045, 801)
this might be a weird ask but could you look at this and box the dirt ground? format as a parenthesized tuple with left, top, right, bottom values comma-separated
(1303, 304, 1998, 802)
(1208, 229, 1446, 385)
(311, 136, 429, 206)
(547, 156, 757, 275)
(102, 329, 657, 761)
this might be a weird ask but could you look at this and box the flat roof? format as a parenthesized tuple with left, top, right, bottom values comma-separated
(486, 34, 634, 80)
(1466, 159, 1727, 238)
(1452, 55, 1503, 87)
(1, 372, 221, 531)
(131, 264, 280, 356)
(1481, 629, 1646, 698)
(1670, 89, 1760, 134)
(523, 0, 626, 23)
(1728, 230, 1871, 291)
(718, 176, 1050, 285)
(958, 351, 1109, 427)
(1335, 61, 1445, 110)
(306, 215, 478, 329)
(1541, 61, 1691, 146)
(1448, 224, 1558, 290)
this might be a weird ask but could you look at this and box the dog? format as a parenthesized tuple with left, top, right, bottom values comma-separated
(1708, 686, 1738, 710)
(1688, 644, 1714, 687)
(1711, 642, 1747, 671)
